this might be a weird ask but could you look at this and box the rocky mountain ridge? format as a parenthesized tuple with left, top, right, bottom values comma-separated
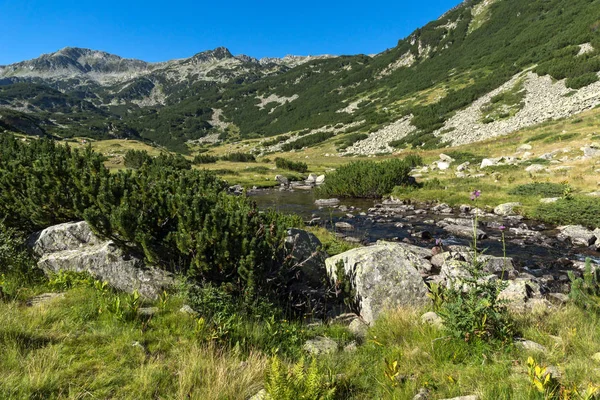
(0, 0, 599, 153)
(0, 46, 335, 85)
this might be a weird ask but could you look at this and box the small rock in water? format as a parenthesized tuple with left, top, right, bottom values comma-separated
(315, 198, 340, 206)
(335, 222, 354, 231)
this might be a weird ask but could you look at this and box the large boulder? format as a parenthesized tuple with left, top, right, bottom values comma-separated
(325, 242, 430, 324)
(558, 225, 597, 246)
(29, 221, 174, 299)
(284, 228, 328, 288)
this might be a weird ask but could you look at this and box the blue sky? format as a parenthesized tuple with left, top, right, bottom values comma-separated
(0, 0, 463, 64)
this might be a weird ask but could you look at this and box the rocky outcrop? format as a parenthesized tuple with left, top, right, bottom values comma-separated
(325, 242, 430, 324)
(28, 221, 175, 299)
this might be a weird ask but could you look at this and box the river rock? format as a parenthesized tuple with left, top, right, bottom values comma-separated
(442, 224, 487, 240)
(335, 222, 354, 231)
(315, 198, 340, 206)
(316, 175, 326, 185)
(557, 225, 597, 246)
(494, 202, 522, 216)
(29, 221, 175, 299)
(326, 242, 430, 324)
(306, 174, 318, 184)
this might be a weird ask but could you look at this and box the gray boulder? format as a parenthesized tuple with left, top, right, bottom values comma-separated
(558, 225, 597, 246)
(284, 228, 328, 287)
(316, 175, 326, 185)
(582, 145, 600, 158)
(494, 202, 522, 216)
(315, 198, 339, 206)
(325, 242, 430, 324)
(303, 336, 338, 355)
(28, 221, 102, 256)
(525, 164, 547, 173)
(335, 222, 354, 231)
(29, 221, 175, 299)
(275, 175, 289, 185)
(306, 174, 318, 184)
(442, 224, 487, 240)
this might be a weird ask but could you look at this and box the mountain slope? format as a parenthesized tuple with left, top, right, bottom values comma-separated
(1, 0, 599, 153)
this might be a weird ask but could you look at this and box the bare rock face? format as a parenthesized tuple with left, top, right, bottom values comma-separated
(325, 242, 430, 324)
(28, 221, 175, 299)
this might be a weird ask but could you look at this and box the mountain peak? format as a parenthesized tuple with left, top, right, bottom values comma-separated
(191, 47, 234, 62)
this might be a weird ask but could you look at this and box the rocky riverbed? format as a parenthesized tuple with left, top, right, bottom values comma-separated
(250, 189, 600, 293)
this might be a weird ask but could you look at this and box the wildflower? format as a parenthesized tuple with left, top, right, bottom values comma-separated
(499, 225, 506, 231)
(435, 238, 443, 246)
(470, 190, 481, 201)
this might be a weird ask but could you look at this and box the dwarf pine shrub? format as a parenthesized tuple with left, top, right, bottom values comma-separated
(317, 156, 421, 198)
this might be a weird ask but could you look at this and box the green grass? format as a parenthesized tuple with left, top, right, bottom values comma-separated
(532, 196, 600, 229)
(3, 284, 600, 399)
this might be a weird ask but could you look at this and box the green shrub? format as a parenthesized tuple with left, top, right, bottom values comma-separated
(438, 256, 514, 344)
(335, 133, 368, 151)
(566, 73, 599, 89)
(124, 149, 151, 169)
(125, 150, 192, 170)
(543, 132, 579, 143)
(318, 156, 421, 198)
(262, 135, 290, 147)
(532, 196, 600, 228)
(442, 151, 484, 165)
(275, 158, 309, 173)
(244, 166, 271, 173)
(220, 152, 256, 162)
(281, 132, 335, 151)
(0, 135, 309, 309)
(193, 154, 219, 164)
(508, 182, 570, 197)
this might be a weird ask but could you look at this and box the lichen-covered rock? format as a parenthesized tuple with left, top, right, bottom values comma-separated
(284, 228, 328, 288)
(37, 241, 174, 299)
(558, 225, 597, 246)
(29, 221, 175, 299)
(28, 221, 102, 256)
(494, 202, 522, 216)
(303, 336, 338, 355)
(325, 242, 430, 324)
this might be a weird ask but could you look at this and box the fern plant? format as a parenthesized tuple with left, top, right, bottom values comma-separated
(264, 356, 335, 400)
(568, 258, 600, 312)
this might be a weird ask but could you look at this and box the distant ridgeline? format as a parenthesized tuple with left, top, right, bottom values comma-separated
(0, 0, 599, 152)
